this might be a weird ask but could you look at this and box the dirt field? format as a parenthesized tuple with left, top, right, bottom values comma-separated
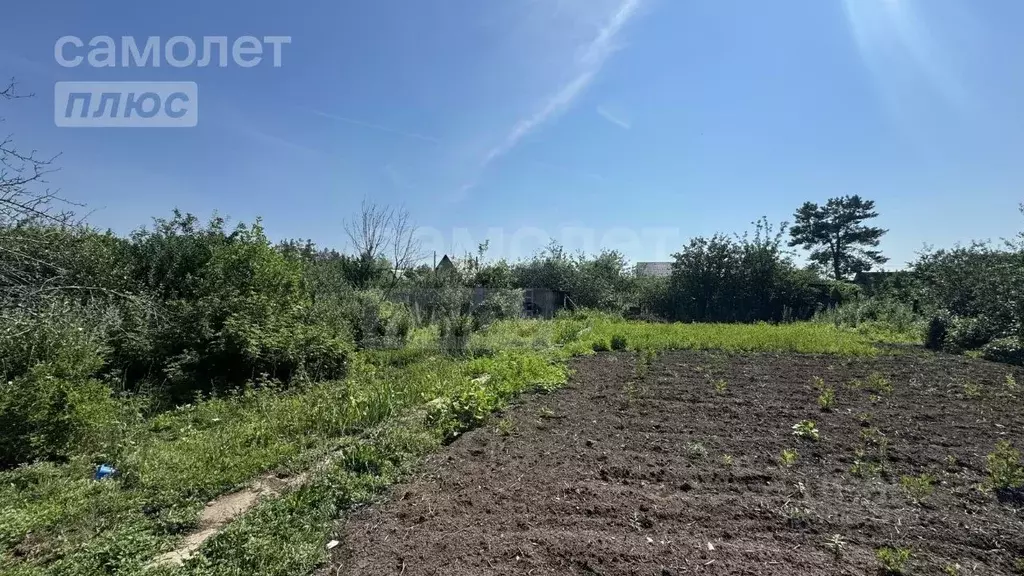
(326, 351, 1024, 575)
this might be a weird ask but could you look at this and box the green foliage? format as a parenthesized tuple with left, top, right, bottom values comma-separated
(814, 297, 923, 344)
(792, 420, 820, 441)
(0, 366, 123, 468)
(511, 244, 632, 312)
(108, 213, 354, 402)
(818, 387, 836, 411)
(610, 334, 628, 351)
(788, 195, 888, 280)
(851, 373, 893, 395)
(667, 218, 818, 323)
(472, 288, 523, 329)
(925, 313, 951, 351)
(439, 313, 473, 354)
(985, 441, 1024, 491)
(944, 315, 1000, 353)
(876, 547, 912, 575)
(824, 534, 847, 562)
(780, 449, 799, 467)
(981, 337, 1024, 366)
(900, 473, 936, 504)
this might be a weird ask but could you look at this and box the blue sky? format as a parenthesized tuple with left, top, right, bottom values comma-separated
(2, 0, 1023, 267)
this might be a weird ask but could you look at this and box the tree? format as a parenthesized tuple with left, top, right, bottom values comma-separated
(342, 199, 422, 295)
(788, 195, 888, 280)
(0, 78, 78, 318)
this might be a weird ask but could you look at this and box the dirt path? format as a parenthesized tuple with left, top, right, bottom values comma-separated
(326, 351, 1024, 575)
(151, 473, 307, 567)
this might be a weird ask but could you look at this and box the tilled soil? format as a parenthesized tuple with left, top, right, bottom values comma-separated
(327, 350, 1024, 575)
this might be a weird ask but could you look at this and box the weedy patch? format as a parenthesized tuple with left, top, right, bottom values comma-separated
(962, 380, 982, 399)
(851, 372, 893, 395)
(944, 454, 959, 472)
(633, 349, 656, 380)
(900, 473, 937, 504)
(622, 381, 639, 407)
(876, 546, 912, 575)
(721, 454, 734, 467)
(1006, 373, 1018, 391)
(686, 442, 708, 461)
(782, 503, 811, 530)
(713, 379, 728, 395)
(610, 334, 628, 351)
(495, 418, 516, 437)
(818, 387, 836, 411)
(537, 407, 556, 420)
(850, 451, 884, 478)
(780, 449, 799, 468)
(824, 534, 847, 562)
(985, 440, 1024, 491)
(860, 427, 890, 458)
(792, 420, 820, 441)
(943, 563, 961, 576)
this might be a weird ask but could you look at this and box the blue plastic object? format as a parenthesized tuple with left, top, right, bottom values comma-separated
(94, 464, 117, 480)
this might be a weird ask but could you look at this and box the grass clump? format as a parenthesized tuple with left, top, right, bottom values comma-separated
(876, 546, 912, 575)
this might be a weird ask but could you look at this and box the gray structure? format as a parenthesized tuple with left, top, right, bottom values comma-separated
(635, 262, 673, 278)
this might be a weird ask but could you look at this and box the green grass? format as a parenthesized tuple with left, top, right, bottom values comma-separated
(1, 314, 893, 575)
(474, 311, 890, 357)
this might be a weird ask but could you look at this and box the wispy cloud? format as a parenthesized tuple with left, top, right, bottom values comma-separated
(481, 0, 643, 167)
(311, 110, 442, 144)
(243, 127, 321, 155)
(596, 105, 631, 129)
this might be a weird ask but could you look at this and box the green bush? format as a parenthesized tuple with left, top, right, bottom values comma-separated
(944, 315, 1000, 353)
(666, 219, 818, 323)
(439, 313, 473, 354)
(0, 365, 123, 468)
(610, 334, 628, 351)
(925, 313, 950, 351)
(980, 337, 1024, 366)
(472, 288, 523, 329)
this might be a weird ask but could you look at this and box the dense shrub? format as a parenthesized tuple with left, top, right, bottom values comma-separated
(980, 337, 1024, 366)
(610, 334, 628, 351)
(944, 315, 1001, 353)
(0, 366, 123, 468)
(472, 288, 523, 329)
(665, 220, 817, 323)
(925, 313, 950, 351)
(914, 243, 1023, 341)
